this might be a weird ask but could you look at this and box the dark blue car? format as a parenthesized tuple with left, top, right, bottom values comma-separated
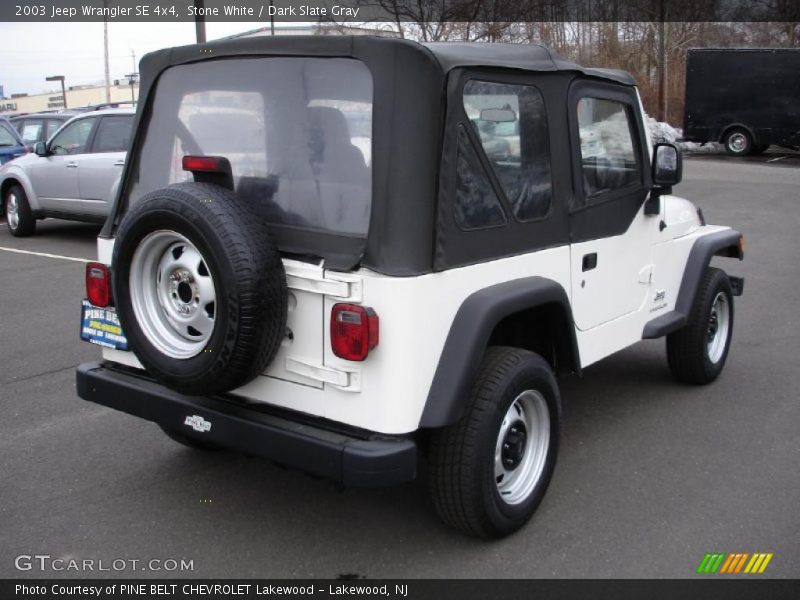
(0, 116, 28, 165)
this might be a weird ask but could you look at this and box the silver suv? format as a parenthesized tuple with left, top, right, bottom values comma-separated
(0, 109, 134, 236)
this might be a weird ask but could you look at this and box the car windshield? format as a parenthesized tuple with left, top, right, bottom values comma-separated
(0, 123, 19, 146)
(128, 57, 374, 239)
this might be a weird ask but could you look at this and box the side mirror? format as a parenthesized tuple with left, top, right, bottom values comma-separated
(646, 143, 683, 216)
(34, 142, 48, 157)
(652, 143, 682, 187)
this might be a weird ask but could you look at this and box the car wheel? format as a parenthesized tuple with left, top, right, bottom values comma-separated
(723, 128, 753, 156)
(428, 346, 561, 538)
(160, 425, 221, 451)
(112, 182, 288, 395)
(5, 184, 36, 236)
(667, 267, 734, 385)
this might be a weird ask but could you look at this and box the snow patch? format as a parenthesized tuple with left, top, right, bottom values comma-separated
(645, 114, 724, 154)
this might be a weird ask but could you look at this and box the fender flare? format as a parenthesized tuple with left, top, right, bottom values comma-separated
(643, 228, 743, 339)
(419, 276, 579, 429)
(0, 168, 39, 212)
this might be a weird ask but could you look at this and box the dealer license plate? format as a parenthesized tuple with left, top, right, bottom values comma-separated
(80, 300, 128, 350)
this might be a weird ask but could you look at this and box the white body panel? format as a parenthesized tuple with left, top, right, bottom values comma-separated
(570, 211, 654, 330)
(96, 208, 724, 435)
(92, 87, 724, 436)
(101, 239, 568, 433)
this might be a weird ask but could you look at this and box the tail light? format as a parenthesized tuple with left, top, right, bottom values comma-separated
(331, 303, 379, 361)
(86, 262, 111, 307)
(182, 155, 234, 190)
(182, 155, 226, 172)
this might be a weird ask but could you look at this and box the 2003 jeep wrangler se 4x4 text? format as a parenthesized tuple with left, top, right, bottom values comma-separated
(76, 37, 744, 538)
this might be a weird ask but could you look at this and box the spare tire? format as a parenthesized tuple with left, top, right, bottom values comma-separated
(112, 182, 287, 395)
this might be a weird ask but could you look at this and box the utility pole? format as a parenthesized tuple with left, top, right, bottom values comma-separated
(130, 50, 137, 103)
(656, 0, 667, 122)
(194, 0, 207, 43)
(270, 0, 275, 35)
(103, 0, 111, 103)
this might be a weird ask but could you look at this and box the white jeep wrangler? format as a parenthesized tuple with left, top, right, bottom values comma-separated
(76, 37, 744, 538)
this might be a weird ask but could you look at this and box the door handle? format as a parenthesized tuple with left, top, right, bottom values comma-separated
(582, 253, 598, 272)
(66, 162, 78, 168)
(113, 161, 125, 166)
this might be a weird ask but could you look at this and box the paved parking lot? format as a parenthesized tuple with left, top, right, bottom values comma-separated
(1, 156, 798, 579)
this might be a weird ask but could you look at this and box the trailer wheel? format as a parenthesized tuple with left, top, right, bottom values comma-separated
(723, 128, 753, 156)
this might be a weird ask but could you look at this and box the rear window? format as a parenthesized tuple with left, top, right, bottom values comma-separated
(129, 58, 373, 238)
(19, 120, 43, 144)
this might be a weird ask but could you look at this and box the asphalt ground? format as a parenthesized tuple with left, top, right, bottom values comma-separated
(0, 156, 798, 579)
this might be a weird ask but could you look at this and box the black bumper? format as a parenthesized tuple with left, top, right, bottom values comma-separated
(76, 361, 417, 487)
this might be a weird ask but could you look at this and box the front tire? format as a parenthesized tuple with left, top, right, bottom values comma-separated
(428, 347, 561, 538)
(667, 267, 734, 384)
(5, 185, 36, 236)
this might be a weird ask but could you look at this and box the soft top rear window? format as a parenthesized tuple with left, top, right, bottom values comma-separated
(127, 57, 373, 239)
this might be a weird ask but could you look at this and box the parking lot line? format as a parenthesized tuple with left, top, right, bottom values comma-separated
(0, 246, 91, 263)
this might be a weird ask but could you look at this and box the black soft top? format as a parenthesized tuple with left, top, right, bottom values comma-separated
(111, 36, 637, 275)
(422, 41, 635, 85)
(135, 36, 635, 87)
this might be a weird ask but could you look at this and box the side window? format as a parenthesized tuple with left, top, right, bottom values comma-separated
(577, 98, 640, 197)
(19, 120, 43, 144)
(50, 118, 96, 155)
(454, 126, 506, 230)
(92, 116, 133, 153)
(45, 119, 65, 140)
(463, 80, 553, 222)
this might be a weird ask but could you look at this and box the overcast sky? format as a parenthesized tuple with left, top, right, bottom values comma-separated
(1, 21, 276, 96)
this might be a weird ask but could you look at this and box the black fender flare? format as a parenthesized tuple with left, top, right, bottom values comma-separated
(419, 277, 579, 428)
(643, 229, 743, 339)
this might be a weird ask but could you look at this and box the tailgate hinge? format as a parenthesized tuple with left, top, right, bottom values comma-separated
(284, 264, 362, 302)
(285, 357, 361, 392)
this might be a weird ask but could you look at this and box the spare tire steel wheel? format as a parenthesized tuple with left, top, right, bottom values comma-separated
(113, 182, 287, 395)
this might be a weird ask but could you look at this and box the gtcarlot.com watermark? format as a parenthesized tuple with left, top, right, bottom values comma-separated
(15, 554, 194, 573)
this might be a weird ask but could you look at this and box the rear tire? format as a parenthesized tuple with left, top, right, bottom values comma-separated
(667, 267, 734, 384)
(428, 347, 561, 538)
(5, 184, 36, 236)
(723, 128, 753, 156)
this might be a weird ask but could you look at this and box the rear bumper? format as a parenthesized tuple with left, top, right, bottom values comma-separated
(76, 361, 417, 487)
